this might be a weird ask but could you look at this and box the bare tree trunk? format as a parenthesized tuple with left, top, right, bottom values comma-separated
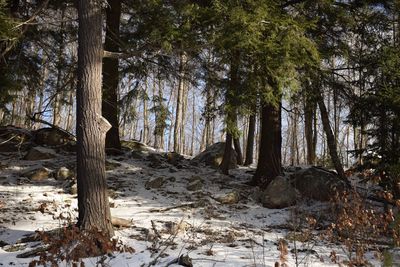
(181, 81, 188, 154)
(220, 51, 239, 174)
(304, 92, 317, 165)
(76, 0, 114, 238)
(102, 0, 121, 150)
(65, 85, 74, 132)
(142, 81, 149, 144)
(220, 132, 233, 175)
(190, 91, 195, 155)
(53, 8, 66, 127)
(317, 88, 346, 181)
(244, 114, 256, 166)
(173, 52, 186, 153)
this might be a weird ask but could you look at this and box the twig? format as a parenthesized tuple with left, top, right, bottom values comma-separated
(151, 220, 162, 239)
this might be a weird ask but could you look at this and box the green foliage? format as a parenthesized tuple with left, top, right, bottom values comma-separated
(0, 0, 17, 41)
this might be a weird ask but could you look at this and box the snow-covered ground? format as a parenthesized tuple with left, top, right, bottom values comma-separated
(0, 148, 381, 266)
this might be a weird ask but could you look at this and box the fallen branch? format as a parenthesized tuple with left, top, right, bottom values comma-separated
(149, 202, 197, 213)
(16, 245, 49, 258)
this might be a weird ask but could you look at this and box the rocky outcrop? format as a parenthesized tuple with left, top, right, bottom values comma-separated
(192, 142, 237, 169)
(33, 128, 75, 146)
(291, 167, 347, 201)
(24, 147, 57, 160)
(260, 176, 297, 209)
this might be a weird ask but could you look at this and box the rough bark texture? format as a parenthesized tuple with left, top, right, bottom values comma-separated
(244, 114, 256, 166)
(252, 101, 282, 188)
(317, 90, 346, 181)
(102, 0, 121, 150)
(220, 51, 239, 174)
(77, 0, 114, 237)
(304, 94, 316, 165)
(173, 52, 186, 153)
(220, 132, 233, 175)
(233, 137, 243, 165)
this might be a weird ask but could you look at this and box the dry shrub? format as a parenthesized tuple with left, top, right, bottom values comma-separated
(29, 226, 134, 266)
(326, 190, 392, 266)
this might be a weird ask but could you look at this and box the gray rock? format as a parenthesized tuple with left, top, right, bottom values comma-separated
(260, 176, 297, 209)
(291, 167, 347, 201)
(215, 191, 240, 204)
(187, 180, 203, 191)
(24, 146, 57, 160)
(69, 182, 77, 195)
(121, 140, 149, 151)
(34, 127, 74, 146)
(55, 167, 73, 180)
(145, 177, 165, 189)
(192, 142, 237, 169)
(22, 167, 51, 181)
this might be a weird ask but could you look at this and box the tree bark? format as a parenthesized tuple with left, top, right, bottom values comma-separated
(220, 132, 233, 175)
(53, 7, 66, 127)
(252, 99, 282, 188)
(220, 50, 239, 174)
(317, 89, 347, 181)
(76, 0, 114, 238)
(244, 114, 256, 166)
(304, 92, 316, 165)
(234, 137, 243, 165)
(102, 0, 121, 150)
(173, 52, 186, 153)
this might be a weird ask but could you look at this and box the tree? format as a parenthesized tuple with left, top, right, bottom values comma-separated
(102, 0, 122, 150)
(76, 0, 114, 238)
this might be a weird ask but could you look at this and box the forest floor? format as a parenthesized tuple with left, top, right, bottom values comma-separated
(0, 144, 391, 266)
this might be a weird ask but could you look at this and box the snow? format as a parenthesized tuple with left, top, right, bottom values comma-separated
(0, 149, 382, 266)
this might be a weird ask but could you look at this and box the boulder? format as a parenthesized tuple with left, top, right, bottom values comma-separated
(121, 140, 149, 151)
(55, 167, 74, 180)
(291, 167, 347, 201)
(24, 147, 57, 160)
(192, 142, 237, 169)
(260, 176, 297, 209)
(215, 191, 241, 204)
(22, 167, 51, 181)
(33, 127, 75, 146)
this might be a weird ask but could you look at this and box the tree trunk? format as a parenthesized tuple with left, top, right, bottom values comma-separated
(173, 52, 186, 153)
(220, 132, 233, 175)
(190, 92, 195, 155)
(234, 137, 243, 165)
(220, 50, 239, 174)
(244, 114, 256, 166)
(316, 89, 346, 181)
(53, 8, 66, 127)
(142, 81, 149, 144)
(76, 0, 114, 238)
(102, 0, 121, 150)
(252, 99, 282, 188)
(304, 92, 316, 165)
